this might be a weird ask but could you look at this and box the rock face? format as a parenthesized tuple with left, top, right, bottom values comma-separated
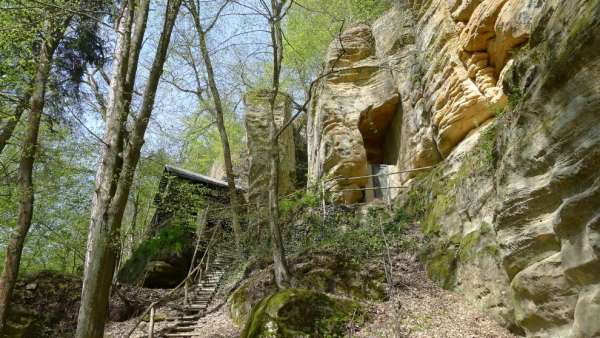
(307, 24, 401, 204)
(308, 0, 600, 336)
(245, 90, 296, 206)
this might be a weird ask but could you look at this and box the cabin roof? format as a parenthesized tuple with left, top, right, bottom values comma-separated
(164, 165, 244, 191)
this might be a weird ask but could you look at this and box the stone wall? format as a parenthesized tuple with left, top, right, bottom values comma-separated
(308, 0, 600, 336)
(244, 90, 296, 207)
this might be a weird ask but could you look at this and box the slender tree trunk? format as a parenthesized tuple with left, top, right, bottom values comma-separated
(188, 2, 243, 253)
(128, 190, 141, 257)
(266, 0, 291, 289)
(75, 2, 135, 336)
(0, 93, 30, 155)
(76, 1, 180, 336)
(0, 26, 63, 333)
(111, 0, 182, 243)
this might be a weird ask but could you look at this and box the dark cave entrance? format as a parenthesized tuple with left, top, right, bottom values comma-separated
(357, 96, 403, 201)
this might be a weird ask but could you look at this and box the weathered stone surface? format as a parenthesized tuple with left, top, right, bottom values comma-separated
(245, 90, 296, 205)
(572, 285, 600, 338)
(307, 20, 403, 204)
(511, 253, 578, 337)
(307, 0, 600, 335)
(449, 0, 484, 21)
(229, 252, 385, 326)
(240, 289, 362, 338)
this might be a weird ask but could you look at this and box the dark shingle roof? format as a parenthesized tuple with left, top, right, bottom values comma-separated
(164, 165, 244, 191)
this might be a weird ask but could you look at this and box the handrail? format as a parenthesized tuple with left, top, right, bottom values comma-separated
(125, 225, 222, 337)
(323, 165, 436, 184)
(333, 185, 409, 193)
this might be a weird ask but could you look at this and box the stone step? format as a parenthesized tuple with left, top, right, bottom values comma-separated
(180, 315, 202, 320)
(190, 298, 210, 302)
(188, 302, 209, 307)
(165, 332, 205, 337)
(165, 315, 198, 321)
(190, 298, 211, 303)
(171, 326, 197, 332)
(172, 325, 203, 331)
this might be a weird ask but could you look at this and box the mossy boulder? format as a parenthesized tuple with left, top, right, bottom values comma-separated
(229, 252, 386, 326)
(241, 289, 363, 338)
(117, 224, 195, 288)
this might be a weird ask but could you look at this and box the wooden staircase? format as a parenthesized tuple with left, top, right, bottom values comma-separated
(163, 252, 234, 337)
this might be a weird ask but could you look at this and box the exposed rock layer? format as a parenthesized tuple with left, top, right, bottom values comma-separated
(244, 90, 296, 205)
(308, 0, 600, 336)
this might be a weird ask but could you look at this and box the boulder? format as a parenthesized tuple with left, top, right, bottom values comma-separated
(240, 289, 362, 338)
(229, 252, 385, 327)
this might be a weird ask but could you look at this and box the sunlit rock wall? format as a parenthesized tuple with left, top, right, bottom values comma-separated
(308, 0, 600, 336)
(244, 90, 296, 207)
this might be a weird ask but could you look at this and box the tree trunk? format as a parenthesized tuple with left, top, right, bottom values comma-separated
(0, 93, 30, 155)
(188, 2, 243, 253)
(110, 0, 182, 245)
(75, 2, 135, 336)
(76, 1, 180, 336)
(267, 0, 291, 289)
(0, 25, 63, 333)
(128, 190, 141, 257)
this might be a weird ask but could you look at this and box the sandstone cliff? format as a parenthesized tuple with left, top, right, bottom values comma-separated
(307, 0, 600, 336)
(244, 90, 296, 206)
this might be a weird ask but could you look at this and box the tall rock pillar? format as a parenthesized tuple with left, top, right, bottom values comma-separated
(244, 90, 296, 208)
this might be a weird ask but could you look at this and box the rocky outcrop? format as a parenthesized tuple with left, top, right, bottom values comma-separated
(245, 90, 296, 205)
(307, 23, 401, 204)
(308, 0, 600, 336)
(240, 288, 362, 338)
(229, 252, 385, 327)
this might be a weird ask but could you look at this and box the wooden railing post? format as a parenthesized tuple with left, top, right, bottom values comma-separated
(149, 305, 155, 338)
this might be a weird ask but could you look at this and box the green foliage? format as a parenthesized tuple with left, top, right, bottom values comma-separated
(120, 151, 173, 259)
(179, 105, 244, 175)
(283, 0, 392, 94)
(286, 205, 412, 264)
(507, 88, 523, 110)
(0, 125, 96, 275)
(279, 191, 320, 215)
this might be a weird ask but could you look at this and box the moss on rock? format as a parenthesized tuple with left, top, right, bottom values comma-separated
(424, 240, 458, 290)
(229, 252, 386, 327)
(241, 289, 363, 338)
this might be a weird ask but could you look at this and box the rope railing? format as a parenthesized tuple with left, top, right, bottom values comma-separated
(322, 165, 437, 184)
(334, 185, 409, 193)
(194, 165, 439, 215)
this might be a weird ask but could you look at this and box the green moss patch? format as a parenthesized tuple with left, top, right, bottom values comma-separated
(241, 289, 364, 338)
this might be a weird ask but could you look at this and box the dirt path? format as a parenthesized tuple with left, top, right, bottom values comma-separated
(355, 251, 515, 338)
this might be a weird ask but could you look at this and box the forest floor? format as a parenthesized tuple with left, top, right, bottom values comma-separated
(105, 248, 515, 338)
(354, 249, 515, 338)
